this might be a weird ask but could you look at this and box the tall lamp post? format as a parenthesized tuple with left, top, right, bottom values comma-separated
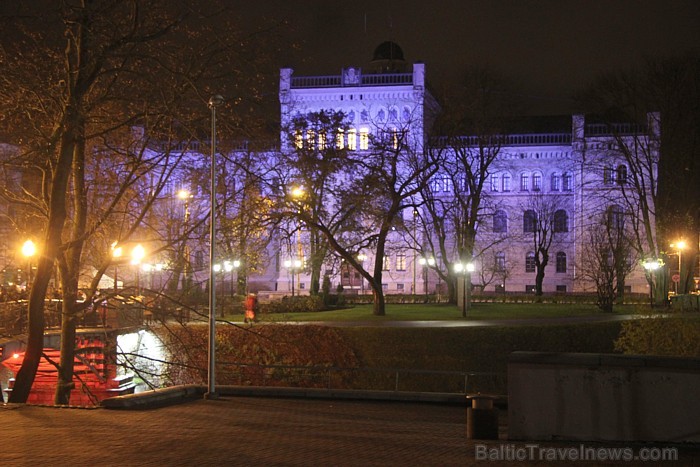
(206, 94, 224, 400)
(670, 240, 686, 294)
(21, 240, 36, 290)
(454, 261, 474, 318)
(419, 256, 435, 302)
(284, 259, 302, 296)
(642, 258, 663, 307)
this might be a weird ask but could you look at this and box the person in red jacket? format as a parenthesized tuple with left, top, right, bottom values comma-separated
(244, 293, 257, 323)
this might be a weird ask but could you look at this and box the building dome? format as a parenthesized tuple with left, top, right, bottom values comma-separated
(370, 41, 407, 73)
(372, 41, 405, 62)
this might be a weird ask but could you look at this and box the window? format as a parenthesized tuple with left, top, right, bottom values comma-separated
(195, 250, 204, 269)
(396, 283, 404, 291)
(490, 174, 499, 192)
(525, 285, 536, 293)
(608, 204, 624, 230)
(523, 210, 537, 233)
(495, 284, 505, 293)
(556, 252, 567, 273)
(520, 173, 529, 191)
(347, 129, 357, 150)
(305, 130, 315, 150)
(603, 166, 613, 184)
(502, 173, 511, 192)
(336, 130, 345, 149)
(556, 285, 567, 292)
(553, 210, 569, 233)
(525, 252, 536, 273)
(396, 251, 406, 271)
(616, 165, 627, 185)
(382, 256, 390, 271)
(532, 173, 542, 191)
(495, 252, 506, 272)
(563, 172, 572, 191)
(294, 130, 303, 149)
(391, 128, 399, 149)
(317, 132, 327, 150)
(359, 128, 369, 150)
(493, 210, 508, 233)
(550, 173, 560, 191)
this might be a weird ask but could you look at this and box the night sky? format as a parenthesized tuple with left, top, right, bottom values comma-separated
(239, 0, 700, 114)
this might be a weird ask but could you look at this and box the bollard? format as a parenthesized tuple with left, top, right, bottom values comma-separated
(466, 394, 499, 440)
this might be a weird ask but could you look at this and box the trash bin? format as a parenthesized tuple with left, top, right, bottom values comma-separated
(466, 394, 499, 440)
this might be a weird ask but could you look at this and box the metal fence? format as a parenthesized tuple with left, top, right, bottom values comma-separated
(217, 361, 506, 395)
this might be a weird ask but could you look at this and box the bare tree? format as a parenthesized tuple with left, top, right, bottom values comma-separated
(421, 67, 516, 314)
(522, 193, 568, 296)
(0, 0, 282, 404)
(579, 211, 637, 312)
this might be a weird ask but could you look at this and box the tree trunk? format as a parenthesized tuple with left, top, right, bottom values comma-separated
(371, 285, 386, 316)
(9, 136, 74, 402)
(55, 295, 78, 405)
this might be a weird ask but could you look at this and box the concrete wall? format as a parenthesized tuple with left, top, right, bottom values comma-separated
(508, 351, 700, 443)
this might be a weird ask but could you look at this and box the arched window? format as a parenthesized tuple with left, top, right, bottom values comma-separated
(495, 252, 506, 272)
(493, 210, 508, 233)
(532, 172, 542, 192)
(556, 252, 567, 273)
(501, 173, 511, 192)
(525, 252, 536, 273)
(523, 210, 537, 233)
(616, 164, 627, 185)
(520, 173, 529, 191)
(553, 210, 569, 232)
(551, 173, 560, 191)
(563, 172, 573, 191)
(603, 166, 613, 184)
(607, 204, 625, 230)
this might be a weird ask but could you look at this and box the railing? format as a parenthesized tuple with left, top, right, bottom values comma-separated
(585, 123, 647, 136)
(434, 133, 572, 148)
(218, 361, 506, 395)
(291, 73, 413, 88)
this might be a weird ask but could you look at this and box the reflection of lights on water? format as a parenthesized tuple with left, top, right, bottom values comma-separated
(117, 330, 166, 391)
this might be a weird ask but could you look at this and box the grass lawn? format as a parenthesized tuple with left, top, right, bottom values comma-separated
(244, 301, 653, 322)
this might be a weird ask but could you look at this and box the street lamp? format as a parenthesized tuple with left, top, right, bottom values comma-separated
(206, 94, 224, 400)
(112, 242, 123, 292)
(177, 189, 193, 292)
(223, 260, 241, 297)
(419, 257, 435, 302)
(21, 240, 36, 290)
(642, 258, 663, 307)
(284, 258, 302, 296)
(670, 240, 687, 294)
(454, 261, 474, 317)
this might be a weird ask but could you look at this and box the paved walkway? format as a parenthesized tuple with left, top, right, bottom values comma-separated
(2, 395, 698, 466)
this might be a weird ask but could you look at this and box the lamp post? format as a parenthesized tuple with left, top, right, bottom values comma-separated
(21, 240, 36, 290)
(642, 258, 662, 307)
(284, 258, 302, 296)
(670, 240, 686, 294)
(111, 242, 122, 292)
(419, 257, 435, 302)
(206, 94, 224, 400)
(223, 260, 240, 298)
(454, 261, 474, 318)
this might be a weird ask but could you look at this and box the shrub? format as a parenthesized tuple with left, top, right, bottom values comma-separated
(260, 295, 325, 314)
(614, 315, 700, 357)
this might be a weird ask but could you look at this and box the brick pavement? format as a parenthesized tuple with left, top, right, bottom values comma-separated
(1, 396, 698, 466)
